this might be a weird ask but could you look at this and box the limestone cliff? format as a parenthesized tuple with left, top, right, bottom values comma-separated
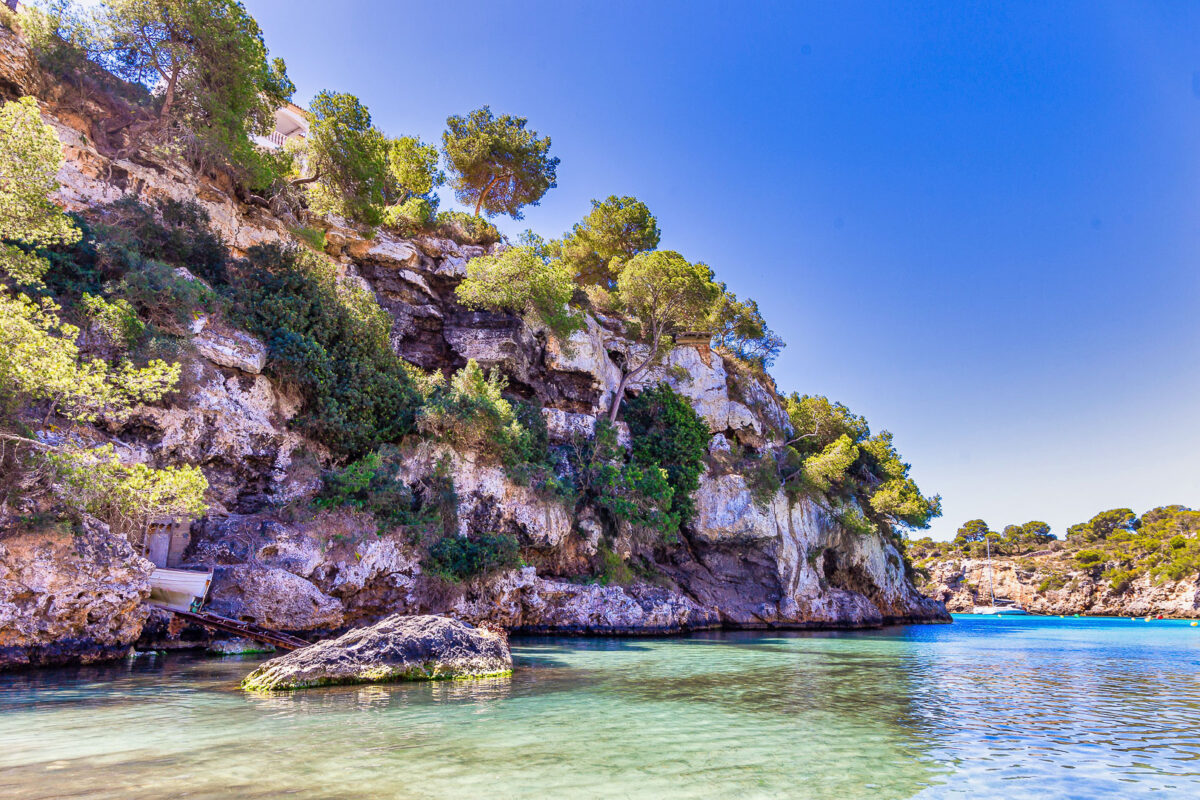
(922, 555, 1200, 618)
(0, 24, 946, 669)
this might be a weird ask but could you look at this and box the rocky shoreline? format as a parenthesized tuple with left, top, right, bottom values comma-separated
(922, 556, 1200, 618)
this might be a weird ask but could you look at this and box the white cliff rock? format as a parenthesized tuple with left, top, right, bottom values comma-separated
(48, 118, 285, 253)
(395, 444, 573, 548)
(192, 326, 268, 374)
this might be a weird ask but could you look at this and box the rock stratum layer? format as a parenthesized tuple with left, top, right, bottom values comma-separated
(0, 25, 947, 670)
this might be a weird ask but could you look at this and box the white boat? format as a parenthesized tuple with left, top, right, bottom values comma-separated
(148, 567, 213, 612)
(973, 602, 1032, 616)
(972, 536, 1032, 615)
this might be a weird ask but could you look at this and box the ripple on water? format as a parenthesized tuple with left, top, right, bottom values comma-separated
(1, 616, 1199, 799)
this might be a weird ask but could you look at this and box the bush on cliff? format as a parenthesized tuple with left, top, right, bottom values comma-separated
(0, 97, 82, 289)
(418, 360, 524, 459)
(547, 195, 660, 287)
(45, 443, 207, 536)
(708, 287, 785, 370)
(777, 394, 941, 533)
(455, 244, 583, 341)
(313, 448, 443, 536)
(623, 383, 708, 526)
(232, 243, 424, 456)
(424, 531, 521, 583)
(569, 419, 679, 541)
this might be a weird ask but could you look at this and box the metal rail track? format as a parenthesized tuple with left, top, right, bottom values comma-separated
(167, 608, 311, 651)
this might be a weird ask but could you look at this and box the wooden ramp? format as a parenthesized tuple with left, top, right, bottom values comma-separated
(168, 608, 311, 651)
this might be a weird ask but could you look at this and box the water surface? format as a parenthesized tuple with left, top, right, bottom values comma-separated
(2, 615, 1198, 799)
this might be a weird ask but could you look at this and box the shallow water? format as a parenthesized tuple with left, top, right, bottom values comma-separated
(2, 615, 1199, 799)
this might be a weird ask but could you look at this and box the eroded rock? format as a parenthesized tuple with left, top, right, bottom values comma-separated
(241, 614, 511, 691)
(207, 564, 344, 631)
(0, 520, 153, 669)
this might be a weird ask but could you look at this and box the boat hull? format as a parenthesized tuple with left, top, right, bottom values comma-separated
(148, 567, 213, 612)
(973, 606, 1032, 616)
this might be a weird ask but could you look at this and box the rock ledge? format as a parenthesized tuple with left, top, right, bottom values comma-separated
(241, 614, 511, 691)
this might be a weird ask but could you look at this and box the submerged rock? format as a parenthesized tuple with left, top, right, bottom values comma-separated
(207, 637, 275, 655)
(241, 614, 511, 691)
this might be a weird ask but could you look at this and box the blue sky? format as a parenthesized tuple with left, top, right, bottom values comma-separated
(243, 0, 1200, 541)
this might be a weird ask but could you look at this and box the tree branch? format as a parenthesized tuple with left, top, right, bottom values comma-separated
(0, 434, 56, 452)
(290, 169, 322, 187)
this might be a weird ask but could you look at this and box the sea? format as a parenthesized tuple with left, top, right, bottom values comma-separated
(2, 614, 1198, 799)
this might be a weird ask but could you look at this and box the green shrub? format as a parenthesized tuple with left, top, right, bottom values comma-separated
(780, 394, 940, 531)
(41, 199, 229, 307)
(94, 198, 229, 285)
(418, 361, 522, 455)
(45, 444, 207, 537)
(381, 197, 436, 237)
(593, 545, 634, 586)
(313, 448, 441, 535)
(289, 225, 327, 252)
(624, 384, 709, 525)
(81, 292, 144, 350)
(434, 211, 501, 246)
(424, 532, 521, 583)
(1036, 572, 1068, 593)
(1103, 567, 1138, 594)
(455, 245, 583, 341)
(570, 420, 679, 540)
(1074, 549, 1106, 568)
(110, 259, 219, 333)
(232, 243, 423, 455)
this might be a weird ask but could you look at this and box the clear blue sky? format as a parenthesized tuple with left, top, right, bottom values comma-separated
(244, 0, 1200, 541)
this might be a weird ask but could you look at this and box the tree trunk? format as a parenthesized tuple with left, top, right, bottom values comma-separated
(159, 63, 181, 124)
(606, 327, 662, 424)
(474, 173, 506, 217)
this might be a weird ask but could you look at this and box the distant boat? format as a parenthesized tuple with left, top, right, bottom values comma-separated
(972, 536, 1032, 615)
(973, 600, 1032, 616)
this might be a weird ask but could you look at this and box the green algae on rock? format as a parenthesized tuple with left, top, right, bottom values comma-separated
(241, 614, 511, 691)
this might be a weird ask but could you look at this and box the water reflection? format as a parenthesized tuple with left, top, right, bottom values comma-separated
(1, 617, 1199, 799)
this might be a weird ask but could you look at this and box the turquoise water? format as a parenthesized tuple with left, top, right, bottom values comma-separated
(2, 615, 1199, 799)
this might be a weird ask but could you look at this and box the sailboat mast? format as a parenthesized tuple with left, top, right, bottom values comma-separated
(986, 536, 995, 605)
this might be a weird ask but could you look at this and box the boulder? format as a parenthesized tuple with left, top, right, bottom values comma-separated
(0, 519, 154, 669)
(192, 325, 268, 374)
(241, 614, 511, 691)
(207, 564, 344, 631)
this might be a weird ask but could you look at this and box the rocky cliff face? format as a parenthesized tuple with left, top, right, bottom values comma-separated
(0, 25, 946, 669)
(924, 556, 1200, 618)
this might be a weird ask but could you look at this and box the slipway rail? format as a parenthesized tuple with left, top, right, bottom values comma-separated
(168, 608, 311, 651)
(146, 567, 310, 651)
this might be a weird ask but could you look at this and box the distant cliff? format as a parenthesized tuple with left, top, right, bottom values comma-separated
(921, 554, 1200, 618)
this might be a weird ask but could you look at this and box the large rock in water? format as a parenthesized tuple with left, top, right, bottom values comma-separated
(241, 614, 512, 691)
(0, 519, 153, 669)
